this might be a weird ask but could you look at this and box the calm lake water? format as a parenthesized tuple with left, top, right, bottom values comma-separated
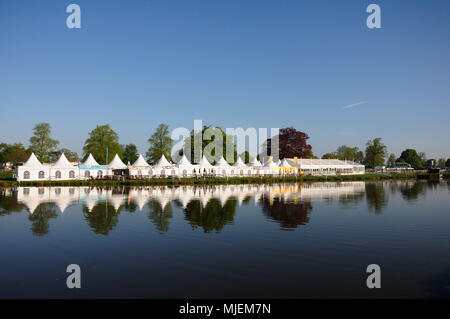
(0, 181, 449, 298)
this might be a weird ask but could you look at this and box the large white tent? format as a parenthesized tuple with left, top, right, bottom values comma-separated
(198, 155, 214, 175)
(232, 157, 250, 176)
(176, 154, 198, 177)
(83, 154, 99, 166)
(16, 153, 48, 181)
(51, 153, 78, 180)
(214, 156, 232, 176)
(79, 153, 108, 179)
(130, 154, 151, 177)
(108, 154, 127, 170)
(155, 154, 176, 177)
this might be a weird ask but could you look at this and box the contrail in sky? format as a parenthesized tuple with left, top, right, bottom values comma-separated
(342, 101, 368, 109)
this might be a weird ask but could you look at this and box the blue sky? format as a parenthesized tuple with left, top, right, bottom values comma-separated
(1, 0, 449, 158)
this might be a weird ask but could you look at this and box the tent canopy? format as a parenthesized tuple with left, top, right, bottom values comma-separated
(215, 156, 231, 167)
(83, 154, 99, 166)
(176, 154, 194, 167)
(108, 154, 127, 170)
(279, 159, 294, 168)
(248, 157, 262, 167)
(53, 153, 74, 168)
(199, 155, 212, 167)
(155, 154, 172, 167)
(23, 153, 43, 167)
(132, 154, 150, 167)
(233, 157, 246, 167)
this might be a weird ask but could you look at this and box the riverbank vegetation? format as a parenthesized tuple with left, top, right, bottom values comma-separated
(1, 172, 449, 188)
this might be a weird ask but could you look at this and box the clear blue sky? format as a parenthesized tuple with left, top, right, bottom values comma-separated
(1, 0, 449, 159)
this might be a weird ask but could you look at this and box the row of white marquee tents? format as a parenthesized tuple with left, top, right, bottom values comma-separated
(16, 152, 365, 181)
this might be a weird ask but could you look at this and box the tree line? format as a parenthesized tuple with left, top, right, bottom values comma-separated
(1, 122, 449, 169)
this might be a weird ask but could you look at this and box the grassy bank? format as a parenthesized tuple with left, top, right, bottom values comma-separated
(1, 172, 445, 188)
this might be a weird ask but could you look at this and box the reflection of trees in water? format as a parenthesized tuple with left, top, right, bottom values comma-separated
(399, 182, 426, 202)
(0, 191, 25, 216)
(124, 200, 137, 213)
(82, 202, 121, 235)
(261, 196, 312, 229)
(184, 198, 237, 233)
(365, 183, 388, 214)
(242, 195, 252, 205)
(148, 199, 173, 233)
(28, 203, 58, 236)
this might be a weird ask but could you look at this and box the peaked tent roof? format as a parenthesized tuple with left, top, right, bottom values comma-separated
(83, 154, 99, 166)
(279, 159, 294, 167)
(215, 156, 231, 167)
(53, 153, 74, 168)
(132, 154, 150, 167)
(198, 155, 213, 167)
(155, 154, 172, 167)
(176, 154, 194, 167)
(108, 154, 127, 170)
(233, 157, 246, 167)
(23, 153, 43, 167)
(264, 159, 279, 168)
(248, 157, 262, 167)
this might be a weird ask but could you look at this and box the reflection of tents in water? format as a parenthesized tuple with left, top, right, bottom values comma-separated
(109, 195, 124, 211)
(84, 199, 96, 212)
(55, 196, 72, 213)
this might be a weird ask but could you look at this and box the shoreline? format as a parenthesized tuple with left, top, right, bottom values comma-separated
(1, 172, 448, 188)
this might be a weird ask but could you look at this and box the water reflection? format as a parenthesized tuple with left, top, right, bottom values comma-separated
(82, 202, 121, 235)
(0, 181, 435, 236)
(28, 202, 58, 236)
(148, 199, 173, 233)
(365, 183, 388, 214)
(261, 196, 312, 229)
(184, 198, 237, 233)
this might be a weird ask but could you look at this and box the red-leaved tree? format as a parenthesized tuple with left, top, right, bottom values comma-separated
(263, 127, 312, 160)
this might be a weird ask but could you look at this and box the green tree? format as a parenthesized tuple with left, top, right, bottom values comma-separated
(364, 138, 387, 168)
(51, 148, 79, 162)
(122, 144, 139, 164)
(398, 149, 423, 169)
(83, 125, 122, 164)
(387, 153, 396, 168)
(0, 143, 30, 164)
(147, 124, 173, 164)
(354, 150, 365, 163)
(183, 126, 236, 164)
(29, 123, 59, 162)
(418, 152, 427, 165)
(425, 159, 436, 168)
(322, 153, 337, 159)
(335, 145, 360, 161)
(446, 159, 450, 168)
(437, 158, 446, 168)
